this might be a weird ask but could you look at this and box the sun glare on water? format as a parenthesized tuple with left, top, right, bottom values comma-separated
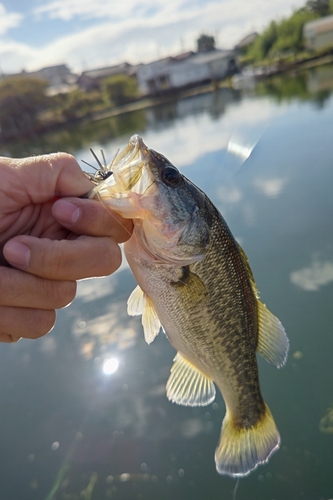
(103, 357, 119, 375)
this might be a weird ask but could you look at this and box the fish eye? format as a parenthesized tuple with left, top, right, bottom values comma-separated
(161, 166, 182, 187)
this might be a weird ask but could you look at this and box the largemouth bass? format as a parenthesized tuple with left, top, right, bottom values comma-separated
(88, 135, 289, 477)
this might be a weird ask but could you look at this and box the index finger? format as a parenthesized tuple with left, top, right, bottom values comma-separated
(52, 197, 133, 244)
(3, 234, 123, 280)
(1, 153, 93, 209)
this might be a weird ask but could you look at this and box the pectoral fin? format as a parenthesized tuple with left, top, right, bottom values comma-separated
(256, 301, 289, 368)
(166, 352, 216, 406)
(127, 285, 161, 344)
(127, 285, 146, 316)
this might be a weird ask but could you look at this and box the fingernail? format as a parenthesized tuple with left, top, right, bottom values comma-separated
(4, 241, 31, 268)
(52, 200, 81, 224)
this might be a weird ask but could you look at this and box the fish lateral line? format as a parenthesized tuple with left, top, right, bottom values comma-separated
(82, 134, 288, 478)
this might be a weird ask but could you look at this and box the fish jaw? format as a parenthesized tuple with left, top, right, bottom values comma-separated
(88, 135, 155, 210)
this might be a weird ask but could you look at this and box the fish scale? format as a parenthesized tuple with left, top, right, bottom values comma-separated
(88, 134, 289, 477)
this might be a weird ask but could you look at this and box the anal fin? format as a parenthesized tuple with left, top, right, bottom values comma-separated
(166, 352, 215, 406)
(127, 285, 161, 344)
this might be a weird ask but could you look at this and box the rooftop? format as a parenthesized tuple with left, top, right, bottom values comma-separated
(304, 14, 333, 34)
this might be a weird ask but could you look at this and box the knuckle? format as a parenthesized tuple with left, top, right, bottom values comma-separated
(44, 241, 66, 279)
(49, 151, 77, 164)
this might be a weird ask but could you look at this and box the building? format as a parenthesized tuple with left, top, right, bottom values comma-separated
(234, 32, 258, 52)
(0, 64, 77, 95)
(77, 62, 134, 91)
(26, 64, 77, 94)
(136, 50, 236, 96)
(303, 15, 333, 51)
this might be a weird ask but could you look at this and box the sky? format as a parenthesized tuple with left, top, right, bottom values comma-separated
(0, 0, 305, 75)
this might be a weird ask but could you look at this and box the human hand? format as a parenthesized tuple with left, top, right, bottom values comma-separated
(0, 153, 133, 342)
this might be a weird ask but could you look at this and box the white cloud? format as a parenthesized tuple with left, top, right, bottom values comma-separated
(140, 96, 286, 168)
(0, 40, 38, 73)
(34, 0, 182, 22)
(217, 186, 243, 204)
(0, 3, 22, 35)
(254, 177, 287, 198)
(1, 0, 306, 74)
(290, 259, 333, 292)
(34, 0, 305, 29)
(76, 275, 116, 303)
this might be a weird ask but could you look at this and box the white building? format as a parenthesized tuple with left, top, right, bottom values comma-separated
(303, 15, 333, 51)
(0, 64, 78, 95)
(136, 50, 236, 95)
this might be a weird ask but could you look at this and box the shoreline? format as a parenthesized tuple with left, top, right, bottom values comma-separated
(84, 52, 333, 123)
(2, 52, 333, 144)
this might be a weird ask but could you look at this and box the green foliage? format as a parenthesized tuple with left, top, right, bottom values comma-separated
(257, 70, 332, 108)
(0, 76, 52, 139)
(102, 74, 139, 106)
(306, 0, 330, 15)
(246, 21, 278, 61)
(257, 73, 310, 101)
(272, 9, 317, 53)
(244, 5, 320, 62)
(197, 34, 216, 52)
(55, 88, 103, 120)
(0, 108, 147, 157)
(240, 0, 333, 64)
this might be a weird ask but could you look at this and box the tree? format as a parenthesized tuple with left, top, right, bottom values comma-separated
(0, 76, 51, 139)
(102, 74, 139, 106)
(56, 88, 103, 120)
(306, 0, 329, 16)
(197, 34, 216, 52)
(245, 21, 278, 61)
(244, 8, 318, 62)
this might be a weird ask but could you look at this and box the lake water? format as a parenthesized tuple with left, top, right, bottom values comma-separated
(1, 66, 333, 500)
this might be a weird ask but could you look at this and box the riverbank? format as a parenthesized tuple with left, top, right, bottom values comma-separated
(84, 52, 333, 122)
(2, 51, 332, 145)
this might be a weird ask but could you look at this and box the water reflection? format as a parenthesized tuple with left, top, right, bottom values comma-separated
(76, 276, 116, 303)
(103, 358, 120, 375)
(253, 177, 287, 198)
(1, 64, 333, 500)
(319, 406, 333, 434)
(307, 64, 333, 93)
(257, 66, 333, 108)
(290, 258, 333, 291)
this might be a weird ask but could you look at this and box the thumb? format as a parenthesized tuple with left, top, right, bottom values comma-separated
(10, 153, 93, 204)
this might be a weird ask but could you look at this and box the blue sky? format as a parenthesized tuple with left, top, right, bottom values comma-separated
(0, 0, 305, 74)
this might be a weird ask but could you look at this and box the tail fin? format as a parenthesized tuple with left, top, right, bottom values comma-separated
(215, 404, 280, 477)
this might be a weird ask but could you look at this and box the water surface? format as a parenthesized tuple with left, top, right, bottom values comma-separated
(1, 66, 333, 500)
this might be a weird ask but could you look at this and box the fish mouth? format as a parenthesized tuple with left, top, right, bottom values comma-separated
(88, 135, 154, 201)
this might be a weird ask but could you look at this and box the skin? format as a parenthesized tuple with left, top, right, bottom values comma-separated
(0, 152, 133, 343)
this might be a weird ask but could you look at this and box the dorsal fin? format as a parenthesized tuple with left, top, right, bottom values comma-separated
(127, 285, 161, 344)
(237, 242, 260, 299)
(236, 243, 289, 367)
(166, 352, 216, 406)
(256, 301, 289, 368)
